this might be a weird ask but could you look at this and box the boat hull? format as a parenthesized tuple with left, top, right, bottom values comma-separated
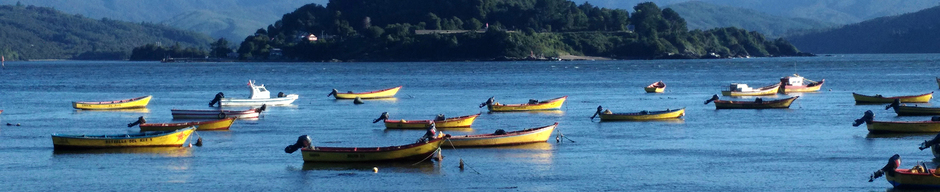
(713, 97, 798, 109)
(599, 108, 685, 121)
(300, 138, 444, 162)
(447, 123, 556, 147)
(721, 83, 780, 96)
(886, 168, 940, 189)
(139, 118, 236, 131)
(220, 94, 298, 106)
(487, 96, 567, 112)
(334, 86, 401, 99)
(892, 105, 940, 116)
(854, 92, 933, 104)
(867, 121, 940, 133)
(780, 79, 825, 93)
(72, 95, 152, 110)
(171, 109, 260, 119)
(384, 113, 480, 129)
(644, 87, 664, 93)
(52, 127, 195, 149)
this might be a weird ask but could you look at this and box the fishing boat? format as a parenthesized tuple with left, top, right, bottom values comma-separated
(446, 123, 557, 148)
(869, 154, 940, 189)
(374, 112, 480, 129)
(853, 92, 933, 104)
(129, 116, 236, 131)
(721, 83, 780, 96)
(171, 105, 264, 119)
(72, 95, 152, 110)
(284, 135, 446, 162)
(779, 74, 824, 93)
(328, 86, 402, 99)
(853, 110, 940, 133)
(704, 95, 798, 109)
(479, 96, 567, 112)
(210, 80, 298, 106)
(886, 99, 940, 116)
(51, 127, 195, 149)
(592, 107, 685, 121)
(644, 81, 666, 93)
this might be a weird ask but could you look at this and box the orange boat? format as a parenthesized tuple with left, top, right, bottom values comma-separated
(644, 81, 665, 93)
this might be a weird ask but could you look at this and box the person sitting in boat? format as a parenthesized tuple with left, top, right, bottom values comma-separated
(435, 114, 446, 121)
(419, 122, 438, 143)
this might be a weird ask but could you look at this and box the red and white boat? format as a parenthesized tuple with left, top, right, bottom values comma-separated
(171, 106, 264, 119)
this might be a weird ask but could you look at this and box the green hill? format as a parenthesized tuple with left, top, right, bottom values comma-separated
(666, 1, 833, 38)
(785, 5, 940, 53)
(0, 5, 213, 60)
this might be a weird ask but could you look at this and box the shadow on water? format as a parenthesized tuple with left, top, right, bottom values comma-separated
(331, 97, 399, 103)
(866, 132, 936, 139)
(301, 161, 439, 175)
(597, 118, 685, 124)
(52, 147, 193, 157)
(486, 110, 564, 115)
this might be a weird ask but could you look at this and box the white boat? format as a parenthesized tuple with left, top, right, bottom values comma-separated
(171, 106, 264, 119)
(212, 80, 299, 106)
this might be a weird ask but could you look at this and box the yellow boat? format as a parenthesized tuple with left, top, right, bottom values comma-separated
(853, 110, 940, 133)
(870, 154, 940, 189)
(593, 107, 685, 121)
(704, 95, 798, 109)
(72, 95, 152, 110)
(721, 83, 780, 96)
(329, 86, 402, 99)
(285, 136, 446, 162)
(644, 81, 665, 93)
(446, 123, 557, 147)
(853, 92, 933, 104)
(779, 74, 824, 94)
(480, 96, 567, 112)
(886, 99, 940, 116)
(132, 117, 237, 131)
(377, 113, 480, 129)
(51, 127, 195, 149)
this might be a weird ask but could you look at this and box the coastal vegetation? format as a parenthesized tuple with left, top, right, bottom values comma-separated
(234, 0, 808, 61)
(786, 5, 940, 53)
(0, 4, 213, 60)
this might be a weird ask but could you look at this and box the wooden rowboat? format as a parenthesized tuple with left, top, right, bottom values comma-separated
(644, 81, 665, 93)
(329, 86, 402, 99)
(51, 127, 195, 149)
(289, 137, 445, 162)
(171, 106, 264, 119)
(704, 95, 798, 109)
(480, 96, 567, 112)
(870, 155, 940, 189)
(854, 92, 933, 104)
(721, 83, 780, 96)
(446, 123, 557, 147)
(779, 74, 824, 93)
(378, 113, 480, 129)
(854, 110, 940, 133)
(133, 117, 236, 131)
(886, 99, 940, 116)
(594, 108, 685, 121)
(72, 95, 152, 110)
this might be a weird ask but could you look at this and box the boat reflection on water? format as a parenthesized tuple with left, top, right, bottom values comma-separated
(447, 142, 555, 166)
(301, 161, 439, 174)
(865, 132, 935, 139)
(598, 118, 685, 124)
(487, 110, 564, 115)
(332, 97, 399, 103)
(53, 147, 194, 157)
(73, 107, 151, 114)
(438, 127, 474, 132)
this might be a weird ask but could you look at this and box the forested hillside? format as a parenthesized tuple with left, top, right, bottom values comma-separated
(0, 5, 213, 60)
(786, 5, 940, 53)
(237, 0, 806, 61)
(666, 1, 833, 38)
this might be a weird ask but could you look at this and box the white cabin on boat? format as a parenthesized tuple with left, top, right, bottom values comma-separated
(248, 80, 271, 99)
(730, 83, 753, 92)
(782, 75, 805, 86)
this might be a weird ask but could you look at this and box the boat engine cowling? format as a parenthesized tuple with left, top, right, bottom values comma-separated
(479, 97, 495, 108)
(255, 104, 267, 113)
(921, 133, 940, 150)
(209, 92, 225, 107)
(278, 92, 286, 98)
(285, 135, 312, 154)
(853, 110, 875, 127)
(127, 116, 146, 127)
(373, 112, 389, 123)
(870, 154, 900, 182)
(704, 95, 720, 105)
(886, 99, 901, 110)
(327, 89, 338, 97)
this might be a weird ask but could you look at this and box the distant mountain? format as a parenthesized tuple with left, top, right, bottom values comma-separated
(785, 5, 940, 53)
(0, 0, 323, 42)
(573, 0, 936, 24)
(0, 5, 213, 60)
(665, 1, 834, 38)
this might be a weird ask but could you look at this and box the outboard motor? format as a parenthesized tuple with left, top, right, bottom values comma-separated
(435, 114, 446, 121)
(921, 133, 940, 150)
(479, 97, 495, 108)
(327, 89, 339, 97)
(591, 105, 603, 120)
(528, 99, 539, 104)
(353, 97, 364, 104)
(278, 92, 286, 98)
(284, 135, 312, 154)
(704, 94, 720, 104)
(886, 99, 901, 110)
(494, 129, 507, 135)
(209, 92, 225, 107)
(853, 110, 875, 127)
(373, 112, 389, 123)
(754, 97, 763, 104)
(869, 154, 901, 182)
(255, 104, 267, 113)
(127, 116, 146, 127)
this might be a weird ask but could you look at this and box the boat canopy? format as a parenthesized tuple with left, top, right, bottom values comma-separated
(248, 80, 271, 99)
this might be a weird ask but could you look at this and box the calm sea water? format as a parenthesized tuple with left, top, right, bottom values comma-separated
(2, 54, 940, 191)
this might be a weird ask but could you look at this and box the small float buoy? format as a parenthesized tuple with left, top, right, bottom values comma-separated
(459, 159, 465, 170)
(195, 137, 203, 147)
(188, 143, 193, 147)
(353, 97, 364, 104)
(828, 89, 832, 91)
(15, 123, 20, 126)
(373, 167, 378, 173)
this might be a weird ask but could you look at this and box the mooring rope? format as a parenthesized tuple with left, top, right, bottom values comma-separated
(445, 138, 481, 174)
